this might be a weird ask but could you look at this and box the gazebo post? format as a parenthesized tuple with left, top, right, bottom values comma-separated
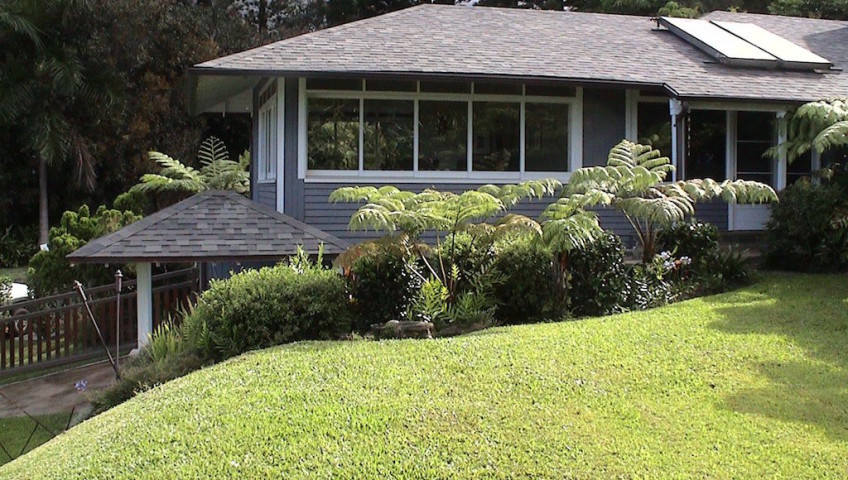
(136, 262, 153, 349)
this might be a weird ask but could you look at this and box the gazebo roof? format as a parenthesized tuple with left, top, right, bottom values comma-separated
(68, 190, 349, 264)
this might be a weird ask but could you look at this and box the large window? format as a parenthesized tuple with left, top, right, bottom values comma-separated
(418, 101, 467, 171)
(525, 103, 569, 172)
(363, 99, 414, 171)
(303, 80, 577, 178)
(473, 102, 520, 172)
(307, 98, 359, 170)
(735, 111, 776, 186)
(686, 110, 727, 180)
(637, 102, 672, 157)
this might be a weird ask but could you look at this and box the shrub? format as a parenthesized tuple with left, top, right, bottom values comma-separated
(0, 226, 37, 268)
(656, 220, 719, 263)
(344, 241, 420, 332)
(28, 205, 140, 295)
(766, 180, 848, 272)
(568, 232, 630, 317)
(491, 235, 556, 324)
(194, 250, 352, 360)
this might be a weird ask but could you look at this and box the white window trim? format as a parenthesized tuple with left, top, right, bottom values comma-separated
(297, 79, 583, 183)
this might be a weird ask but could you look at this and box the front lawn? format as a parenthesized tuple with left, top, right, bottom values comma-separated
(3, 273, 847, 478)
(0, 413, 68, 466)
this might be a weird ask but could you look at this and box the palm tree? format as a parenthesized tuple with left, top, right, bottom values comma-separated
(0, 0, 118, 245)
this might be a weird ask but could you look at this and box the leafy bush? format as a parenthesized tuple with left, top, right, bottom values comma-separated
(90, 350, 204, 414)
(766, 180, 848, 272)
(193, 250, 351, 360)
(0, 226, 37, 268)
(343, 240, 420, 332)
(28, 205, 140, 295)
(0, 276, 11, 304)
(491, 235, 556, 324)
(657, 220, 719, 263)
(568, 232, 630, 317)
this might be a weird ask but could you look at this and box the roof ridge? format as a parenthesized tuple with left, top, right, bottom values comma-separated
(68, 192, 210, 259)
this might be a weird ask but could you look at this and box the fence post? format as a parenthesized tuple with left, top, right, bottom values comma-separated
(115, 270, 123, 367)
(136, 263, 153, 349)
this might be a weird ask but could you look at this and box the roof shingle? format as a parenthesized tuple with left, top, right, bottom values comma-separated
(67, 191, 349, 263)
(194, 5, 848, 102)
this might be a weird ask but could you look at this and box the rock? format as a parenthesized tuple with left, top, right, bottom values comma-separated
(370, 320, 434, 340)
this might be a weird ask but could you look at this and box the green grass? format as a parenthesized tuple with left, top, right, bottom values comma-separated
(0, 268, 27, 284)
(3, 273, 847, 478)
(0, 413, 68, 466)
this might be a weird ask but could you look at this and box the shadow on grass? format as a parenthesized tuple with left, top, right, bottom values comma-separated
(709, 273, 848, 441)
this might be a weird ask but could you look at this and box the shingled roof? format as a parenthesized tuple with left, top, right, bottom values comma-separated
(67, 191, 348, 264)
(193, 4, 848, 102)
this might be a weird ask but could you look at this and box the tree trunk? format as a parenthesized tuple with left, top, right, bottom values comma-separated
(258, 0, 268, 33)
(38, 156, 49, 246)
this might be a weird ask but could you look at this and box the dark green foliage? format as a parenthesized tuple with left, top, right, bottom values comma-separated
(193, 253, 352, 360)
(623, 265, 677, 310)
(766, 180, 848, 272)
(27, 205, 140, 295)
(568, 232, 630, 317)
(657, 220, 719, 263)
(89, 350, 205, 414)
(346, 242, 420, 331)
(491, 235, 556, 324)
(0, 226, 37, 268)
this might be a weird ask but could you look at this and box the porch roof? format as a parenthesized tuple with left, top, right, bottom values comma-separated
(67, 190, 349, 264)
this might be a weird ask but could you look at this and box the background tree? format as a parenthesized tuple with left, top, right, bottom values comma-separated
(0, 0, 119, 245)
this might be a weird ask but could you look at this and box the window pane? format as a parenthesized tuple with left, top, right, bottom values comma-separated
(306, 78, 362, 91)
(420, 81, 470, 94)
(418, 101, 467, 171)
(787, 150, 812, 185)
(363, 99, 413, 171)
(736, 111, 775, 186)
(525, 84, 576, 97)
(525, 103, 569, 172)
(686, 110, 726, 180)
(473, 102, 520, 172)
(307, 98, 359, 170)
(474, 83, 522, 95)
(365, 79, 416, 92)
(637, 102, 672, 157)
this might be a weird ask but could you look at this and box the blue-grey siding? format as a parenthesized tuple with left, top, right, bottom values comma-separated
(254, 182, 276, 208)
(582, 88, 626, 167)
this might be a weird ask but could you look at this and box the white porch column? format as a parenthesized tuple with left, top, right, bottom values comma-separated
(776, 111, 788, 191)
(136, 262, 153, 348)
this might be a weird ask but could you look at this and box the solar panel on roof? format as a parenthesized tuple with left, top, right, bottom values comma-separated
(659, 17, 778, 68)
(710, 20, 833, 71)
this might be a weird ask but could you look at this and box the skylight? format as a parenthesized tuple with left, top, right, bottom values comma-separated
(659, 17, 833, 71)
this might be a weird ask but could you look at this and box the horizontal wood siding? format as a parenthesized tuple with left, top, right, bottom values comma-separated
(255, 182, 277, 209)
(694, 201, 729, 231)
(304, 182, 639, 243)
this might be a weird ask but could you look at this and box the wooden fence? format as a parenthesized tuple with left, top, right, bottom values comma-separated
(0, 268, 198, 374)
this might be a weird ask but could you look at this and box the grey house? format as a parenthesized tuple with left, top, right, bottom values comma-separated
(190, 5, 848, 243)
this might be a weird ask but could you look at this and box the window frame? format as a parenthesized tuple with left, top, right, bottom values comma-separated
(257, 81, 279, 183)
(297, 79, 582, 183)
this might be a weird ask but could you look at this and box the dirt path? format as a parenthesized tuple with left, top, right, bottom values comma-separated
(0, 362, 117, 418)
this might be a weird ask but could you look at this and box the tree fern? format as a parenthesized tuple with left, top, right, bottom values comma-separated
(546, 139, 777, 262)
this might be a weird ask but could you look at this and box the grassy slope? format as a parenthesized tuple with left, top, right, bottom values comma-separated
(0, 414, 68, 467)
(3, 273, 847, 479)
